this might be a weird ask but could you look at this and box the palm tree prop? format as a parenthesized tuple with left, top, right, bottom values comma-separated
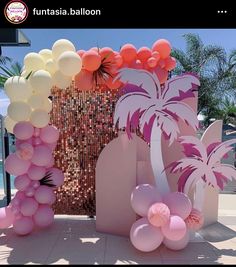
(114, 68, 200, 195)
(168, 136, 236, 194)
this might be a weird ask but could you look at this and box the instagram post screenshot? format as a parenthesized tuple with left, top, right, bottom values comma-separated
(0, 1, 236, 265)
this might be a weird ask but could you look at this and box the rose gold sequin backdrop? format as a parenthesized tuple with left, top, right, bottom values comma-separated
(50, 83, 118, 215)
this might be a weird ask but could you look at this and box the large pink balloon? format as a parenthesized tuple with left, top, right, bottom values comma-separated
(31, 145, 53, 167)
(34, 186, 55, 204)
(14, 174, 31, 191)
(28, 165, 46, 180)
(163, 192, 192, 220)
(45, 157, 55, 168)
(13, 216, 34, 235)
(0, 207, 14, 229)
(47, 167, 64, 187)
(15, 142, 34, 160)
(5, 153, 31, 176)
(163, 230, 190, 250)
(161, 215, 187, 241)
(33, 204, 54, 228)
(131, 184, 162, 217)
(46, 142, 57, 151)
(13, 121, 34, 140)
(20, 197, 39, 216)
(40, 125, 59, 144)
(130, 218, 164, 252)
(32, 137, 43, 146)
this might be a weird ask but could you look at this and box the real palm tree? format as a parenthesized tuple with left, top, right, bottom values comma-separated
(0, 61, 22, 89)
(114, 68, 200, 195)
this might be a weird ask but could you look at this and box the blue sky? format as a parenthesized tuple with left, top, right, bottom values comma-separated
(1, 28, 236, 115)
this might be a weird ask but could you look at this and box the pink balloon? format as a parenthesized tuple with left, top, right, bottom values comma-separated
(33, 128, 41, 137)
(11, 205, 20, 216)
(48, 192, 56, 205)
(13, 121, 34, 140)
(20, 197, 39, 216)
(163, 230, 190, 250)
(5, 153, 31, 176)
(14, 191, 25, 201)
(15, 142, 34, 160)
(45, 157, 55, 168)
(130, 218, 164, 252)
(15, 138, 33, 148)
(28, 165, 46, 180)
(46, 142, 57, 151)
(32, 137, 43, 146)
(31, 180, 40, 189)
(120, 44, 137, 63)
(31, 145, 53, 167)
(161, 215, 187, 241)
(13, 216, 34, 235)
(148, 202, 170, 227)
(25, 186, 35, 197)
(40, 125, 59, 144)
(163, 192, 192, 220)
(33, 204, 54, 228)
(0, 207, 15, 229)
(34, 185, 55, 204)
(131, 184, 162, 217)
(14, 174, 31, 191)
(47, 167, 64, 187)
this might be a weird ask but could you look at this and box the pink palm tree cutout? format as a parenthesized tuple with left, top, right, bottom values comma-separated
(168, 136, 236, 194)
(114, 68, 200, 194)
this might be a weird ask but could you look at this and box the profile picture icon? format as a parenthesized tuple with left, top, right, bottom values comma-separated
(4, 1, 28, 24)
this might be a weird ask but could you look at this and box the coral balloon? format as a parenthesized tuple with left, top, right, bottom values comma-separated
(74, 69, 93, 91)
(153, 66, 169, 84)
(4, 116, 17, 134)
(28, 94, 45, 110)
(106, 76, 122, 90)
(137, 47, 152, 62)
(58, 51, 82, 76)
(20, 197, 39, 216)
(34, 186, 55, 204)
(161, 215, 187, 241)
(163, 230, 190, 250)
(33, 204, 54, 228)
(148, 202, 170, 227)
(82, 50, 101, 71)
(130, 218, 164, 252)
(30, 109, 50, 128)
(24, 52, 45, 72)
(77, 49, 85, 57)
(13, 216, 34, 235)
(13, 121, 34, 140)
(152, 51, 161, 61)
(114, 54, 123, 67)
(52, 39, 76, 60)
(152, 39, 171, 59)
(31, 145, 53, 166)
(47, 167, 64, 187)
(7, 101, 31, 122)
(40, 125, 59, 144)
(14, 174, 31, 191)
(52, 70, 72, 89)
(185, 208, 204, 230)
(16, 142, 34, 160)
(30, 70, 53, 97)
(165, 57, 177, 71)
(131, 184, 162, 217)
(99, 47, 115, 63)
(163, 192, 192, 220)
(158, 59, 166, 69)
(5, 153, 31, 176)
(0, 207, 14, 229)
(120, 44, 137, 63)
(130, 60, 143, 69)
(147, 57, 158, 68)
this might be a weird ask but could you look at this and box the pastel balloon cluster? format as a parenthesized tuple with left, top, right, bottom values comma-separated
(75, 38, 176, 91)
(4, 39, 82, 133)
(1, 121, 64, 235)
(130, 184, 204, 252)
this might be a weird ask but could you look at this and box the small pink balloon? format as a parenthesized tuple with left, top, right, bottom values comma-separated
(0, 207, 15, 229)
(48, 192, 56, 205)
(11, 205, 20, 215)
(25, 186, 35, 197)
(148, 202, 170, 227)
(13, 216, 34, 235)
(45, 157, 55, 168)
(34, 185, 55, 204)
(33, 128, 41, 137)
(28, 165, 46, 181)
(131, 184, 162, 217)
(40, 125, 59, 144)
(16, 142, 34, 160)
(161, 215, 187, 241)
(47, 167, 64, 187)
(14, 191, 25, 201)
(163, 230, 190, 250)
(33, 204, 54, 228)
(32, 137, 42, 146)
(31, 145, 53, 167)
(15, 138, 33, 148)
(163, 192, 192, 220)
(130, 218, 164, 252)
(20, 197, 39, 216)
(13, 121, 34, 140)
(14, 174, 31, 191)
(15, 213, 23, 220)
(5, 153, 31, 176)
(31, 180, 40, 189)
(46, 142, 57, 151)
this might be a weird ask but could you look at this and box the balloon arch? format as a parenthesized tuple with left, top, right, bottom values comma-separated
(1, 38, 235, 253)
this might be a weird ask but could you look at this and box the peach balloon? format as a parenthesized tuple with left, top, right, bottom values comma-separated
(74, 69, 93, 91)
(165, 57, 177, 71)
(148, 202, 170, 227)
(120, 44, 137, 63)
(152, 39, 171, 59)
(137, 47, 152, 62)
(82, 50, 101, 71)
(77, 49, 86, 57)
(185, 208, 204, 230)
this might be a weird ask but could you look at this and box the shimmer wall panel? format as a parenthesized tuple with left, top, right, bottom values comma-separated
(50, 83, 118, 215)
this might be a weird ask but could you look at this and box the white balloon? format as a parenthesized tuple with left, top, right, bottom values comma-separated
(52, 39, 76, 60)
(45, 59, 58, 75)
(27, 94, 45, 110)
(30, 70, 52, 97)
(57, 51, 82, 76)
(24, 53, 45, 72)
(30, 109, 50, 128)
(43, 98, 52, 113)
(52, 70, 72, 89)
(39, 49, 52, 62)
(4, 116, 17, 133)
(7, 101, 31, 122)
(4, 76, 33, 101)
